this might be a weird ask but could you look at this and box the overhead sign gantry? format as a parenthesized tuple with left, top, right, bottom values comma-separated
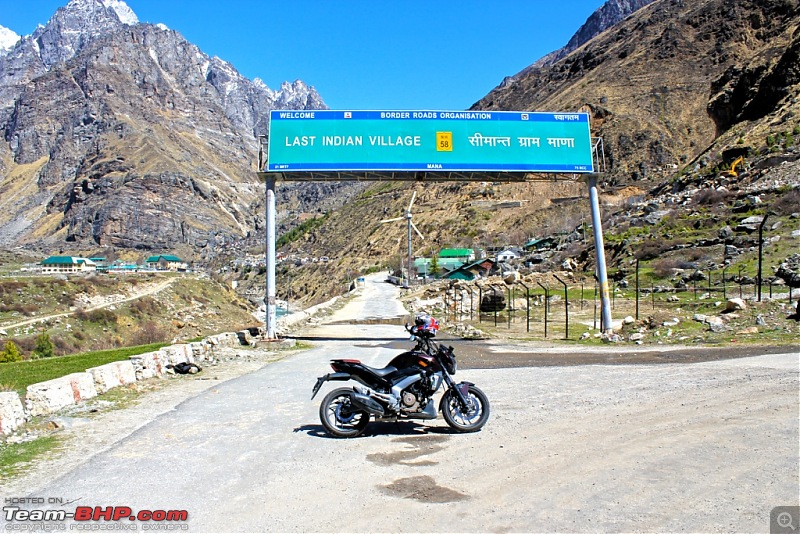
(258, 109, 613, 339)
(267, 110, 594, 173)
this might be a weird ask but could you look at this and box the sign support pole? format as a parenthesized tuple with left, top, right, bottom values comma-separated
(265, 174, 277, 339)
(587, 174, 613, 334)
(407, 218, 413, 286)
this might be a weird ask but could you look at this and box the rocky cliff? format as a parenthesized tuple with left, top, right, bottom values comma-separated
(530, 0, 657, 69)
(0, 0, 332, 253)
(473, 0, 800, 183)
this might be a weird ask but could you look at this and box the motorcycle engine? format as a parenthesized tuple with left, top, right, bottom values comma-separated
(401, 391, 420, 412)
(400, 375, 439, 413)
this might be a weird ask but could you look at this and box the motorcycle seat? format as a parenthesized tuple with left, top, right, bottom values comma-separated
(362, 364, 398, 377)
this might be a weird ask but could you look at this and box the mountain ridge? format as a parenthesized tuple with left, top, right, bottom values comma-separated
(0, 0, 331, 253)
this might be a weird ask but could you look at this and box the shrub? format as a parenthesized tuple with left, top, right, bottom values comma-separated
(0, 281, 28, 295)
(33, 333, 55, 359)
(131, 321, 169, 345)
(0, 341, 22, 363)
(773, 188, 800, 216)
(634, 240, 670, 261)
(75, 308, 117, 326)
(52, 335, 78, 356)
(130, 297, 159, 317)
(10, 336, 36, 355)
(0, 303, 38, 316)
(652, 258, 687, 278)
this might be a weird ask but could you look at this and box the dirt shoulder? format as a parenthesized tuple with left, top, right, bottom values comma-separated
(375, 333, 799, 368)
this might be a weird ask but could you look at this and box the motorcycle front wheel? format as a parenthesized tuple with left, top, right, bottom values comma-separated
(440, 384, 490, 432)
(319, 388, 370, 438)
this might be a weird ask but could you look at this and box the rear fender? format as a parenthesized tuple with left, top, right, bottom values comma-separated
(311, 372, 352, 400)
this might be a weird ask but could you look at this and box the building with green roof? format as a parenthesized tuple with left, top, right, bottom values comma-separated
(40, 256, 97, 273)
(145, 255, 187, 271)
(438, 248, 475, 262)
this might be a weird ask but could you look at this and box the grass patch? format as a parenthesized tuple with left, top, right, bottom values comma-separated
(0, 435, 62, 479)
(1, 343, 168, 396)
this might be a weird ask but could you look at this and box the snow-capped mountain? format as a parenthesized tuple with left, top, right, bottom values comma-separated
(0, 0, 330, 251)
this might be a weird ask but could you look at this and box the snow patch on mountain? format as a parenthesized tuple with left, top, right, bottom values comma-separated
(99, 0, 138, 25)
(0, 25, 20, 55)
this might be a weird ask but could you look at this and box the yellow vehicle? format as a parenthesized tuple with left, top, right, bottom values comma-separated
(721, 156, 744, 177)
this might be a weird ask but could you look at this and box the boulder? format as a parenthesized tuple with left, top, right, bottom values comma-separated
(735, 215, 764, 232)
(718, 226, 733, 239)
(480, 291, 505, 312)
(725, 298, 747, 312)
(736, 327, 759, 335)
(0, 392, 26, 435)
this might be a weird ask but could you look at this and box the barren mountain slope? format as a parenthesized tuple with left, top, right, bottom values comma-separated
(473, 0, 800, 183)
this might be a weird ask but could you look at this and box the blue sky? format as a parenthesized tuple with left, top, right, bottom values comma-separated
(1, 0, 606, 110)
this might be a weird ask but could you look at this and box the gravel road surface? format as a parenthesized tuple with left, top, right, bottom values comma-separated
(1, 273, 797, 532)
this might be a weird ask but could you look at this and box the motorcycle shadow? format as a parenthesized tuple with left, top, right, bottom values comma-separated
(293, 421, 457, 439)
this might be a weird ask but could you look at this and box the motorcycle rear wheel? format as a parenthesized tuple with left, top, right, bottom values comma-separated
(440, 384, 490, 432)
(319, 388, 370, 438)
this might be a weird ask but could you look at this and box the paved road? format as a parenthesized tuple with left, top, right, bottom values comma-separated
(2, 273, 798, 532)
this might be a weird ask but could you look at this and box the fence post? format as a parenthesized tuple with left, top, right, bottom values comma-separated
(478, 286, 483, 324)
(593, 277, 598, 330)
(518, 280, 531, 333)
(581, 281, 585, 310)
(491, 285, 499, 327)
(537, 280, 549, 338)
(707, 269, 712, 297)
(722, 266, 727, 300)
(507, 285, 512, 329)
(738, 266, 745, 299)
(470, 284, 474, 320)
(554, 274, 569, 340)
(635, 260, 640, 321)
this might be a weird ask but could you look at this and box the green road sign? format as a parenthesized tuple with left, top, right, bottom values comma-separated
(267, 110, 594, 173)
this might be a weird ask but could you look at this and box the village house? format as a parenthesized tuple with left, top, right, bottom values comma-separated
(443, 258, 498, 281)
(40, 256, 97, 274)
(145, 254, 187, 271)
(496, 249, 521, 262)
(438, 248, 476, 263)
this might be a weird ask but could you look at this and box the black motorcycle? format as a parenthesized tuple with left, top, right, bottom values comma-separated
(311, 318, 490, 438)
